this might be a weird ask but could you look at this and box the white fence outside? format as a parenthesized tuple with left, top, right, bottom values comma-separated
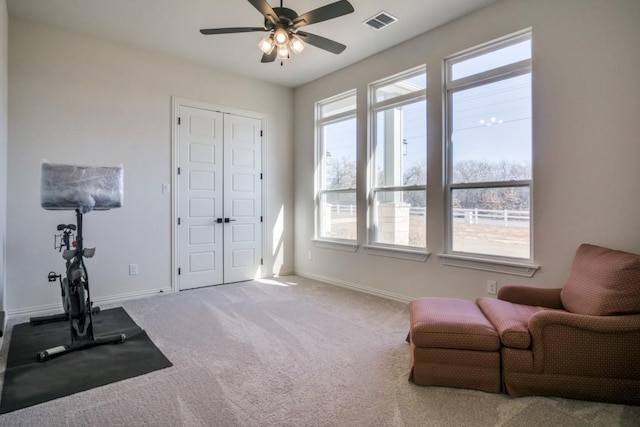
(332, 204, 357, 216)
(451, 208, 529, 228)
(329, 205, 530, 228)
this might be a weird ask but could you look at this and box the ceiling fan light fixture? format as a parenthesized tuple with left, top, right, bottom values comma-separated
(258, 35, 275, 54)
(276, 45, 290, 60)
(200, 0, 355, 64)
(289, 35, 305, 54)
(273, 28, 289, 47)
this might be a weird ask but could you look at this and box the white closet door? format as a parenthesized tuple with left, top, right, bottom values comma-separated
(222, 113, 263, 284)
(177, 104, 262, 290)
(178, 106, 224, 289)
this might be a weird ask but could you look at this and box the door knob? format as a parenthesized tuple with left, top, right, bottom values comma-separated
(224, 218, 236, 223)
(216, 218, 223, 224)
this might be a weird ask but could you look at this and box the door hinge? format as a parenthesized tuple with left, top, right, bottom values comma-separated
(260, 216, 263, 223)
(260, 173, 263, 179)
(178, 117, 181, 125)
(178, 268, 181, 275)
(261, 258, 263, 265)
(178, 217, 181, 225)
(260, 130, 263, 137)
(177, 167, 181, 175)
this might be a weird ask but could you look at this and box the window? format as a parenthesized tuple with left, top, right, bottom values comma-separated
(444, 31, 534, 267)
(315, 91, 357, 244)
(368, 67, 427, 254)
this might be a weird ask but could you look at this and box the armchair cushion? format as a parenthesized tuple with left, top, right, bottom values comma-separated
(477, 297, 556, 349)
(561, 244, 640, 316)
(497, 285, 563, 309)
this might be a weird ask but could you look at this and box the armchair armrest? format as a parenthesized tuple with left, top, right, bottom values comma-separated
(530, 310, 640, 334)
(498, 285, 563, 309)
(527, 310, 640, 376)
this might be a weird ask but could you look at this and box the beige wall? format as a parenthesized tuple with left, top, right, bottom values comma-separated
(293, 0, 640, 301)
(0, 0, 7, 313)
(7, 19, 294, 314)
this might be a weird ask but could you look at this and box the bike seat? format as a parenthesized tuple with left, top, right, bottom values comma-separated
(56, 224, 76, 231)
(84, 248, 96, 258)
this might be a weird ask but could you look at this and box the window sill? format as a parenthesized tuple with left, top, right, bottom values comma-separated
(438, 253, 539, 277)
(364, 245, 429, 262)
(313, 239, 359, 252)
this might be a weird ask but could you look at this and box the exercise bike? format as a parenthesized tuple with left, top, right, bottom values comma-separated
(30, 222, 77, 324)
(30, 209, 126, 362)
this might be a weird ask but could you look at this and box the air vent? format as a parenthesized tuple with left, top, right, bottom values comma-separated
(363, 11, 398, 31)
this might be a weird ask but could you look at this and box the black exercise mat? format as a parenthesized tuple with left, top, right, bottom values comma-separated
(0, 307, 172, 414)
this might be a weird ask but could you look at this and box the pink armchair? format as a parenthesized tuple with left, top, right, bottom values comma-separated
(477, 244, 640, 405)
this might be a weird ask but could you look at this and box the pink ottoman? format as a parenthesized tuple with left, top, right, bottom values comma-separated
(408, 297, 501, 393)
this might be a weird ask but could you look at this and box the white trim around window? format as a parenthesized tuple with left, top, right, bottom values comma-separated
(315, 90, 358, 246)
(442, 29, 539, 276)
(367, 65, 428, 261)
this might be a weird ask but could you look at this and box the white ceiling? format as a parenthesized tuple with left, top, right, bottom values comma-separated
(7, 0, 497, 88)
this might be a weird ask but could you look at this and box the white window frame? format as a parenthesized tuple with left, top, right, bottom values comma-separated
(314, 90, 358, 251)
(365, 66, 428, 261)
(440, 30, 539, 276)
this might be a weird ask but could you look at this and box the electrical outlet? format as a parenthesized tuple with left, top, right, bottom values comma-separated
(162, 183, 170, 194)
(307, 250, 312, 260)
(487, 280, 497, 295)
(129, 263, 138, 275)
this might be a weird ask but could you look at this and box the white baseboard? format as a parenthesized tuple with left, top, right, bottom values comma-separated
(294, 270, 411, 304)
(7, 287, 172, 320)
(272, 270, 294, 278)
(95, 287, 172, 306)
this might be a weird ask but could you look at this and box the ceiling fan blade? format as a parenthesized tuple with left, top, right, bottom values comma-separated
(261, 50, 277, 63)
(297, 31, 346, 54)
(247, 0, 279, 25)
(200, 27, 268, 35)
(293, 0, 354, 28)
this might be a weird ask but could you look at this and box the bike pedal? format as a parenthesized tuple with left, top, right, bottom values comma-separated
(47, 272, 59, 282)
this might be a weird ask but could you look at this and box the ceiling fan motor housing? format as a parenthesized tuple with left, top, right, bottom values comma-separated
(266, 7, 299, 28)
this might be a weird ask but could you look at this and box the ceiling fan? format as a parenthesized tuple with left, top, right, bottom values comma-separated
(200, 0, 355, 63)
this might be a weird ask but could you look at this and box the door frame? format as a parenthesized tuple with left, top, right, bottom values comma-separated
(171, 97, 267, 292)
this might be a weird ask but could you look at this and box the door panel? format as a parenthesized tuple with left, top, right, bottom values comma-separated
(178, 106, 224, 289)
(223, 114, 263, 284)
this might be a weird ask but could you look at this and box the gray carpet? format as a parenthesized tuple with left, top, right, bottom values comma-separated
(0, 275, 638, 426)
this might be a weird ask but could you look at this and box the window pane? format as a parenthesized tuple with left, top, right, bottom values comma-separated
(374, 100, 426, 187)
(373, 189, 425, 248)
(451, 39, 531, 80)
(451, 187, 530, 258)
(319, 191, 357, 240)
(320, 93, 356, 118)
(323, 118, 356, 190)
(374, 73, 426, 103)
(451, 73, 531, 184)
(317, 90, 357, 242)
